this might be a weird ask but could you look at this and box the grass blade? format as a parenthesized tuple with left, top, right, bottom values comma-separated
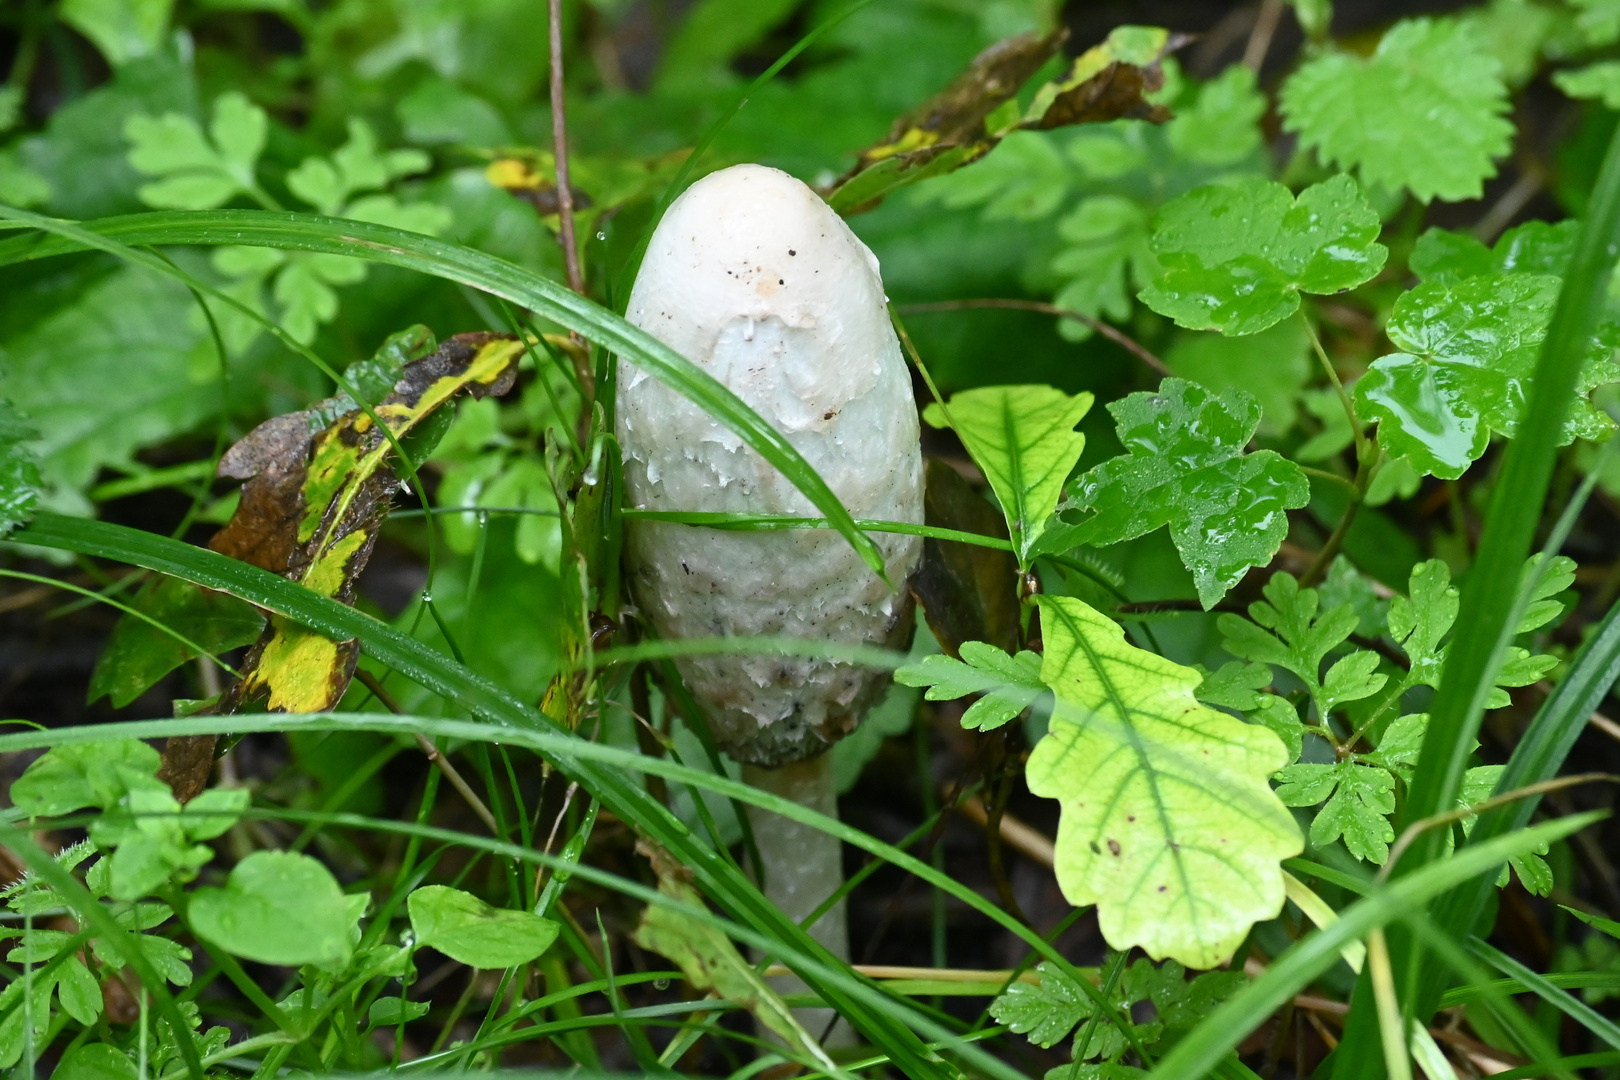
(0, 207, 886, 578)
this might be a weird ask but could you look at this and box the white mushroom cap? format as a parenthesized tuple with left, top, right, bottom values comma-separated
(617, 164, 924, 766)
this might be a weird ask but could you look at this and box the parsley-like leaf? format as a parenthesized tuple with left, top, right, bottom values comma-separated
(1280, 18, 1513, 202)
(1217, 572, 1359, 702)
(1275, 760, 1397, 863)
(125, 92, 267, 210)
(1058, 380, 1309, 608)
(894, 641, 1047, 731)
(1139, 175, 1386, 336)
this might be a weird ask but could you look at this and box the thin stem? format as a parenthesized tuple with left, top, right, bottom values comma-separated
(548, 0, 584, 296)
(1242, 0, 1286, 71)
(355, 668, 501, 835)
(1300, 445, 1380, 588)
(1300, 307, 1364, 450)
(899, 298, 1170, 377)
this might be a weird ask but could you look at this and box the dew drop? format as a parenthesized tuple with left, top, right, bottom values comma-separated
(653, 978, 671, 991)
(596, 231, 606, 241)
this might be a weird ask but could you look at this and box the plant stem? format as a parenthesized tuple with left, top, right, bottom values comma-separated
(741, 754, 853, 1048)
(1300, 445, 1380, 588)
(547, 0, 584, 297)
(899, 298, 1170, 376)
(1300, 307, 1364, 451)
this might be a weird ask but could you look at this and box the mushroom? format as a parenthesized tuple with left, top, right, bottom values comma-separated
(617, 163, 923, 1002)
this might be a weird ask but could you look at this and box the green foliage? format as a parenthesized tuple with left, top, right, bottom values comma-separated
(1139, 175, 1387, 335)
(1555, 60, 1620, 108)
(0, 398, 41, 534)
(1280, 17, 1514, 201)
(405, 885, 559, 968)
(922, 384, 1091, 566)
(894, 640, 1046, 730)
(1028, 596, 1301, 968)
(88, 576, 265, 707)
(1057, 380, 1310, 607)
(190, 851, 358, 969)
(124, 91, 266, 210)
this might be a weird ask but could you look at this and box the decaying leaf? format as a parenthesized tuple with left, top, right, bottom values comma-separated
(631, 838, 832, 1068)
(909, 458, 1020, 657)
(826, 26, 1187, 214)
(216, 329, 523, 714)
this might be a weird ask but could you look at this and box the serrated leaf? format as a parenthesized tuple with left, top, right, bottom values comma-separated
(1164, 64, 1266, 167)
(1139, 175, 1387, 336)
(895, 641, 1046, 730)
(922, 384, 1091, 567)
(0, 398, 40, 535)
(1280, 17, 1513, 202)
(989, 961, 1091, 1048)
(189, 850, 353, 969)
(1362, 712, 1428, 782)
(1193, 661, 1271, 711)
(1026, 596, 1300, 968)
(1555, 61, 1620, 109)
(1460, 765, 1553, 894)
(1353, 273, 1620, 479)
(1412, 220, 1578, 285)
(407, 885, 559, 968)
(1319, 651, 1387, 714)
(1275, 760, 1396, 863)
(1388, 559, 1458, 683)
(1165, 317, 1312, 437)
(1063, 380, 1310, 608)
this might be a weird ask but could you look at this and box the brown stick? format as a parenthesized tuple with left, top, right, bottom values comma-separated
(548, 0, 584, 296)
(1242, 0, 1286, 71)
(356, 668, 502, 835)
(898, 299, 1171, 377)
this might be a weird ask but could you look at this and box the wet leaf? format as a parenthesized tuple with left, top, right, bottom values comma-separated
(908, 458, 1020, 657)
(1280, 17, 1513, 202)
(1352, 273, 1620, 479)
(124, 92, 266, 210)
(895, 641, 1046, 731)
(1027, 597, 1300, 969)
(189, 850, 354, 969)
(407, 885, 559, 968)
(1058, 380, 1310, 609)
(215, 330, 523, 714)
(1138, 175, 1387, 336)
(88, 576, 264, 708)
(0, 398, 40, 535)
(825, 26, 1183, 214)
(631, 839, 829, 1067)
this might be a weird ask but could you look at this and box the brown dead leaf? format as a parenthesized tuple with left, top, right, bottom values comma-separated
(910, 459, 1021, 659)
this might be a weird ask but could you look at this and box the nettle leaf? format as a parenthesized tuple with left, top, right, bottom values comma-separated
(1027, 597, 1300, 969)
(125, 92, 266, 210)
(0, 398, 40, 535)
(213, 331, 522, 713)
(1353, 273, 1620, 479)
(1275, 760, 1397, 863)
(1280, 17, 1513, 202)
(895, 641, 1047, 730)
(1058, 380, 1309, 608)
(189, 851, 355, 970)
(407, 885, 559, 968)
(1139, 175, 1387, 336)
(922, 384, 1092, 567)
(88, 576, 265, 708)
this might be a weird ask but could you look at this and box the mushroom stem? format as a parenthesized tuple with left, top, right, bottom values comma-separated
(742, 754, 853, 1047)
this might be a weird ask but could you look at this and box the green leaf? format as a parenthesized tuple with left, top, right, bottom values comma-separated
(407, 885, 560, 968)
(1319, 651, 1387, 714)
(0, 398, 40, 535)
(88, 576, 264, 707)
(1164, 65, 1266, 168)
(1027, 596, 1301, 969)
(125, 92, 266, 210)
(61, 0, 173, 66)
(1062, 380, 1310, 608)
(1217, 571, 1358, 705)
(1165, 318, 1312, 437)
(1361, 713, 1428, 783)
(1139, 175, 1387, 335)
(0, 149, 51, 209)
(1518, 553, 1577, 633)
(894, 641, 1046, 731)
(989, 962, 1093, 1049)
(1275, 761, 1396, 863)
(1566, 906, 1620, 941)
(1556, 61, 1620, 109)
(1353, 273, 1620, 479)
(189, 850, 354, 969)
(1459, 765, 1552, 895)
(1280, 17, 1514, 202)
(367, 997, 430, 1028)
(53, 1044, 138, 1080)
(55, 956, 104, 1025)
(10, 739, 162, 817)
(1050, 196, 1156, 335)
(922, 384, 1091, 566)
